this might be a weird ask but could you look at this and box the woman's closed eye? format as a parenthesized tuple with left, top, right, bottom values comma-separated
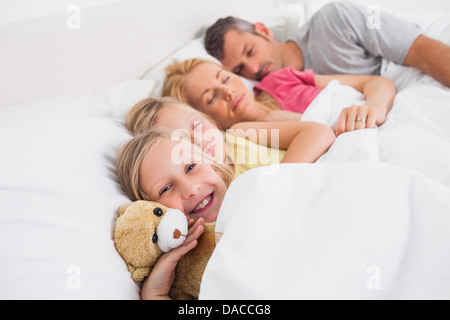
(206, 74, 230, 104)
(207, 94, 216, 105)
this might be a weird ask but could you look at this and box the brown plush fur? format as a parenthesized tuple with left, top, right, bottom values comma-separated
(114, 200, 215, 300)
(170, 222, 215, 300)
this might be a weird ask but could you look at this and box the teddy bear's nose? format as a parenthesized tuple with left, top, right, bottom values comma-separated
(173, 229, 182, 239)
(156, 209, 188, 252)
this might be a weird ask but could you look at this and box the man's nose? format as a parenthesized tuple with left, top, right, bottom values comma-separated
(244, 59, 260, 79)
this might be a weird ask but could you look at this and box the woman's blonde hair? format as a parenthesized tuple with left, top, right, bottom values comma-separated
(163, 58, 208, 104)
(116, 127, 234, 202)
(163, 58, 281, 111)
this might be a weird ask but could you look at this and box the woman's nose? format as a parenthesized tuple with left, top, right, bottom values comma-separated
(221, 87, 234, 101)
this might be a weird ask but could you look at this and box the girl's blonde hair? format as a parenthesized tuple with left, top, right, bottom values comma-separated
(163, 58, 281, 111)
(126, 96, 217, 135)
(126, 97, 180, 135)
(116, 127, 234, 202)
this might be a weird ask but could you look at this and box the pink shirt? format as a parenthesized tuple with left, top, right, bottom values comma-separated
(254, 68, 322, 114)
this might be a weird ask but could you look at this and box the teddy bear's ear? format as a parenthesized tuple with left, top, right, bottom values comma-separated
(131, 267, 151, 282)
(118, 203, 131, 217)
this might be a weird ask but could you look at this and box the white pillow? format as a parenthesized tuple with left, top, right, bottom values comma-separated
(140, 11, 303, 98)
(0, 118, 138, 300)
(0, 80, 155, 128)
(141, 37, 220, 98)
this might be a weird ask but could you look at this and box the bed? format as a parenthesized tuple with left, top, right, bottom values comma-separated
(1, 0, 449, 300)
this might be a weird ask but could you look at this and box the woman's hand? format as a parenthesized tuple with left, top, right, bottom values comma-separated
(315, 75, 395, 137)
(334, 104, 387, 137)
(140, 218, 205, 300)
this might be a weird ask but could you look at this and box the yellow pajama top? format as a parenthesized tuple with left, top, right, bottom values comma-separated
(225, 133, 286, 179)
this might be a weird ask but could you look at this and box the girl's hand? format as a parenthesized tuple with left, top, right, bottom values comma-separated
(140, 218, 205, 300)
(335, 104, 387, 137)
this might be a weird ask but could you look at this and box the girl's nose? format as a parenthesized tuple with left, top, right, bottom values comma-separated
(181, 181, 201, 200)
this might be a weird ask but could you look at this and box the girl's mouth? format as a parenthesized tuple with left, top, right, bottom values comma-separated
(190, 193, 214, 215)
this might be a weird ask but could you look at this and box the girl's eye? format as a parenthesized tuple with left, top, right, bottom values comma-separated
(223, 76, 230, 83)
(247, 48, 253, 57)
(186, 163, 196, 174)
(208, 94, 215, 105)
(159, 184, 172, 196)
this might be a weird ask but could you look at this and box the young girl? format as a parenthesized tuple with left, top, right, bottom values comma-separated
(116, 123, 332, 299)
(126, 97, 336, 179)
(116, 128, 228, 300)
(163, 58, 396, 136)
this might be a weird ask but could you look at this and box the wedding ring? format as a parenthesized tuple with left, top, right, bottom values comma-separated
(356, 118, 366, 122)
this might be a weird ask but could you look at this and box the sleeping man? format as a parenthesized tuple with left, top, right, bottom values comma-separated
(204, 1, 450, 88)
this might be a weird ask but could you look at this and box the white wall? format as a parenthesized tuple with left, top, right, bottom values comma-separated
(277, 0, 450, 28)
(301, 0, 450, 17)
(0, 0, 122, 26)
(3, 0, 449, 26)
(0, 0, 282, 106)
(352, 0, 450, 14)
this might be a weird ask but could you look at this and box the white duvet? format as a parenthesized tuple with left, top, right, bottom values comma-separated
(309, 81, 450, 188)
(200, 78, 450, 299)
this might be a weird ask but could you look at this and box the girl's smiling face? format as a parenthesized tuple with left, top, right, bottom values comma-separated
(156, 104, 227, 163)
(139, 138, 227, 222)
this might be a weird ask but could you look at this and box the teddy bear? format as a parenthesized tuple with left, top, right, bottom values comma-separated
(113, 200, 217, 300)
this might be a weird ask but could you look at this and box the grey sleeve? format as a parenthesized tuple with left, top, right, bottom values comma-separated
(290, 1, 422, 74)
(331, 1, 421, 64)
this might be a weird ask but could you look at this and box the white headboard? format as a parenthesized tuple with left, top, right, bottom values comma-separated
(0, 0, 285, 108)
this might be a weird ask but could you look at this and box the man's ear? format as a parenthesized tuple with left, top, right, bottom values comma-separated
(254, 22, 273, 40)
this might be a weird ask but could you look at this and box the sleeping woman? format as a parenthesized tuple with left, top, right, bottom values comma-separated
(162, 58, 396, 136)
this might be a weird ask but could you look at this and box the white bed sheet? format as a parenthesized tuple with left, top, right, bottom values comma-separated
(306, 81, 450, 189)
(200, 163, 450, 299)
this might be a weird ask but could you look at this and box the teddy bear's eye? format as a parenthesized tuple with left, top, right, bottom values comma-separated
(153, 207, 163, 217)
(152, 233, 158, 244)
